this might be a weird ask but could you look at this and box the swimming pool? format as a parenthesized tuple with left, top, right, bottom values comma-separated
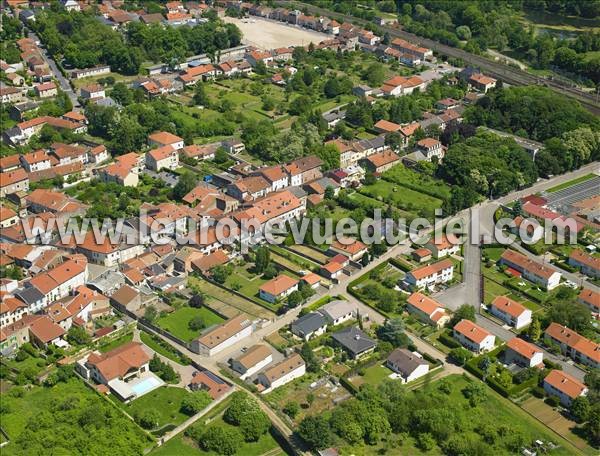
(131, 376, 162, 396)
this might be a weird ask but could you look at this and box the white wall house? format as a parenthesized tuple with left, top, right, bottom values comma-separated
(230, 345, 273, 380)
(405, 259, 454, 290)
(453, 319, 495, 353)
(489, 296, 532, 329)
(191, 315, 253, 356)
(257, 354, 305, 394)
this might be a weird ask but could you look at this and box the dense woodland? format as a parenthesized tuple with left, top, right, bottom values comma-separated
(30, 7, 241, 74)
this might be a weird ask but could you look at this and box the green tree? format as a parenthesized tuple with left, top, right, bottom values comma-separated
(571, 396, 591, 423)
(298, 415, 334, 450)
(239, 409, 271, 442)
(144, 305, 158, 322)
(200, 425, 243, 455)
(173, 171, 197, 201)
(363, 62, 386, 87)
(66, 326, 91, 345)
(287, 290, 303, 308)
(527, 315, 542, 341)
(254, 246, 271, 273)
(300, 343, 319, 372)
(180, 391, 211, 415)
(188, 316, 205, 331)
(450, 304, 476, 327)
(193, 82, 210, 106)
(449, 347, 472, 366)
(283, 400, 300, 418)
(136, 410, 160, 429)
(376, 318, 410, 347)
(315, 143, 340, 171)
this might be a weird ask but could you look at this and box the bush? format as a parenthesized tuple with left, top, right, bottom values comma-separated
(136, 410, 160, 429)
(531, 386, 546, 398)
(545, 395, 560, 407)
(180, 391, 212, 415)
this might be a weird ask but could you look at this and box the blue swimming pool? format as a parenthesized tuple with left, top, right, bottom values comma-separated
(131, 376, 161, 396)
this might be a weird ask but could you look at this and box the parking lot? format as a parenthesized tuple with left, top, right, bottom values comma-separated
(544, 174, 600, 209)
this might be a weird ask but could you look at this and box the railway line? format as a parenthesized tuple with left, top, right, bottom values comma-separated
(282, 1, 600, 115)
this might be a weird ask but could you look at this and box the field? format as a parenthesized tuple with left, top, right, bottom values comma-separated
(359, 180, 444, 219)
(287, 244, 330, 264)
(348, 363, 393, 389)
(223, 16, 329, 48)
(1, 379, 152, 454)
(382, 165, 452, 201)
(156, 307, 225, 342)
(188, 276, 274, 319)
(112, 386, 202, 434)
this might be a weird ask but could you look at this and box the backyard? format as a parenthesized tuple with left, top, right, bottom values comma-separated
(156, 306, 224, 342)
(359, 180, 444, 219)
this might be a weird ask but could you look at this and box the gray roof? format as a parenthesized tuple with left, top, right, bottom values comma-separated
(14, 287, 44, 305)
(323, 110, 346, 122)
(319, 300, 354, 322)
(288, 186, 307, 199)
(386, 348, 427, 376)
(356, 134, 385, 151)
(291, 312, 327, 336)
(332, 326, 376, 356)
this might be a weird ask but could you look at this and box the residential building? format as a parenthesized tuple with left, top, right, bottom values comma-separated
(332, 326, 377, 359)
(71, 65, 110, 79)
(285, 155, 323, 186)
(148, 131, 184, 150)
(320, 261, 344, 280)
(569, 249, 600, 278)
(255, 166, 289, 192)
(416, 138, 444, 161)
(257, 353, 305, 394)
(80, 84, 106, 100)
(405, 259, 454, 290)
(406, 292, 450, 328)
(386, 348, 429, 383)
(360, 149, 400, 173)
(374, 119, 402, 134)
(0, 87, 25, 103)
(34, 82, 58, 98)
(489, 296, 532, 329)
(191, 314, 253, 356)
(146, 145, 179, 171)
(0, 207, 19, 228)
(329, 238, 368, 262)
(259, 274, 299, 303)
(76, 232, 144, 267)
(543, 370, 587, 407)
(469, 73, 497, 92)
(291, 312, 328, 341)
(0, 297, 28, 328)
(505, 337, 543, 368)
(227, 175, 271, 202)
(499, 249, 561, 290)
(390, 38, 433, 60)
(544, 322, 599, 369)
(318, 300, 355, 326)
(25, 258, 87, 308)
(230, 344, 273, 380)
(424, 235, 460, 259)
(189, 370, 231, 399)
(578, 288, 599, 314)
(20, 150, 52, 172)
(453, 319, 495, 353)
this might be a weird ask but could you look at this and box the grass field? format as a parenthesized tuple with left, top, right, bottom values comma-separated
(349, 363, 393, 388)
(156, 307, 224, 342)
(287, 244, 330, 264)
(546, 173, 597, 193)
(382, 165, 452, 201)
(360, 180, 444, 218)
(139, 331, 191, 365)
(97, 332, 134, 353)
(113, 386, 200, 432)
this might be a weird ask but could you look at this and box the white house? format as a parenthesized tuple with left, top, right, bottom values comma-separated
(500, 249, 561, 290)
(291, 312, 328, 341)
(230, 344, 273, 380)
(489, 296, 532, 329)
(318, 300, 355, 326)
(191, 315, 253, 356)
(148, 131, 185, 151)
(425, 235, 460, 259)
(386, 348, 429, 384)
(505, 337, 543, 368)
(405, 259, 454, 290)
(257, 353, 305, 394)
(543, 369, 587, 407)
(453, 319, 495, 353)
(259, 275, 299, 304)
(146, 145, 179, 171)
(406, 292, 450, 328)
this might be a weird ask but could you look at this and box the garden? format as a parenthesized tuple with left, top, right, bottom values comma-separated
(156, 306, 225, 342)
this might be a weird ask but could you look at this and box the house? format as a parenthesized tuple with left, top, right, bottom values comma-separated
(499, 249, 561, 290)
(0, 168, 29, 198)
(543, 370, 588, 407)
(0, 155, 22, 172)
(405, 259, 454, 290)
(578, 288, 599, 314)
(332, 326, 376, 359)
(99, 152, 141, 187)
(230, 344, 273, 380)
(259, 275, 299, 303)
(27, 315, 66, 348)
(318, 300, 355, 326)
(76, 232, 143, 267)
(329, 238, 368, 262)
(0, 207, 19, 228)
(285, 155, 323, 186)
(80, 84, 106, 100)
(34, 82, 57, 98)
(191, 314, 253, 356)
(320, 261, 344, 280)
(227, 176, 271, 202)
(146, 145, 179, 171)
(489, 296, 532, 329)
(110, 284, 141, 312)
(453, 319, 495, 353)
(386, 348, 429, 383)
(222, 138, 245, 154)
(568, 249, 600, 278)
(381, 75, 425, 97)
(291, 312, 328, 340)
(360, 150, 400, 173)
(505, 337, 543, 368)
(76, 342, 159, 402)
(189, 370, 231, 399)
(436, 98, 460, 111)
(416, 138, 444, 162)
(406, 292, 450, 328)
(257, 353, 305, 394)
(255, 166, 289, 192)
(374, 119, 402, 134)
(544, 323, 599, 369)
(1, 316, 33, 355)
(25, 189, 88, 216)
(390, 38, 433, 61)
(148, 131, 184, 150)
(411, 248, 432, 263)
(25, 258, 87, 307)
(181, 143, 218, 161)
(50, 142, 87, 165)
(0, 87, 25, 104)
(469, 73, 497, 93)
(88, 144, 110, 164)
(0, 297, 28, 328)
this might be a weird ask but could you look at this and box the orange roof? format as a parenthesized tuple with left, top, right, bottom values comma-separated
(544, 369, 587, 399)
(166, 11, 191, 20)
(506, 337, 542, 361)
(86, 342, 150, 382)
(501, 249, 558, 280)
(491, 295, 527, 318)
(196, 315, 251, 349)
(374, 119, 401, 132)
(29, 258, 86, 294)
(322, 261, 343, 274)
(545, 322, 599, 362)
(417, 138, 441, 149)
(148, 145, 176, 162)
(261, 353, 304, 383)
(258, 165, 287, 183)
(124, 268, 145, 284)
(0, 155, 21, 170)
(407, 292, 443, 317)
(191, 250, 229, 273)
(259, 274, 299, 296)
(409, 258, 453, 280)
(470, 73, 496, 86)
(189, 371, 230, 399)
(63, 111, 86, 122)
(234, 344, 272, 369)
(453, 319, 491, 344)
(148, 131, 183, 146)
(35, 82, 56, 92)
(233, 190, 302, 226)
(29, 316, 65, 343)
(331, 238, 367, 255)
(1, 168, 28, 187)
(0, 206, 17, 222)
(301, 272, 321, 285)
(570, 249, 600, 272)
(399, 122, 420, 137)
(365, 150, 399, 168)
(578, 288, 600, 311)
(185, 64, 216, 77)
(78, 231, 119, 254)
(0, 296, 26, 315)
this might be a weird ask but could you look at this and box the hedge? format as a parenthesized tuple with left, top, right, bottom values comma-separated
(340, 376, 360, 395)
(438, 332, 461, 349)
(389, 257, 412, 272)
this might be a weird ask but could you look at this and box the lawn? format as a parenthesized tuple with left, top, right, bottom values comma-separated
(287, 244, 330, 264)
(482, 246, 506, 262)
(156, 307, 224, 342)
(139, 331, 191, 365)
(97, 331, 134, 353)
(1, 379, 152, 454)
(382, 164, 452, 201)
(270, 244, 321, 271)
(546, 173, 597, 192)
(360, 180, 444, 219)
(113, 386, 201, 434)
(350, 363, 393, 388)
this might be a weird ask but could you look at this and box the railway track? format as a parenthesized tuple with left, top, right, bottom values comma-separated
(281, 1, 600, 115)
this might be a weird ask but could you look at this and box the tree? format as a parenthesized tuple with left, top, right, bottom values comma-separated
(210, 265, 230, 284)
(188, 316, 205, 331)
(527, 315, 542, 341)
(363, 62, 386, 87)
(300, 343, 319, 372)
(136, 410, 160, 429)
(66, 326, 91, 345)
(173, 171, 197, 201)
(462, 381, 487, 407)
(324, 186, 335, 200)
(283, 401, 300, 418)
(110, 82, 133, 106)
(181, 391, 211, 415)
(189, 293, 205, 308)
(361, 252, 370, 267)
(193, 82, 210, 106)
(376, 319, 410, 347)
(450, 304, 476, 327)
(287, 290, 303, 308)
(315, 143, 340, 171)
(214, 147, 229, 164)
(449, 347, 472, 366)
(254, 60, 267, 75)
(224, 392, 260, 425)
(571, 396, 591, 423)
(143, 305, 158, 322)
(200, 425, 243, 455)
(239, 409, 271, 442)
(254, 246, 271, 273)
(323, 78, 341, 98)
(298, 415, 334, 450)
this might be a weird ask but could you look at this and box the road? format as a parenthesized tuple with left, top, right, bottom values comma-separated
(27, 29, 79, 108)
(281, 1, 600, 116)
